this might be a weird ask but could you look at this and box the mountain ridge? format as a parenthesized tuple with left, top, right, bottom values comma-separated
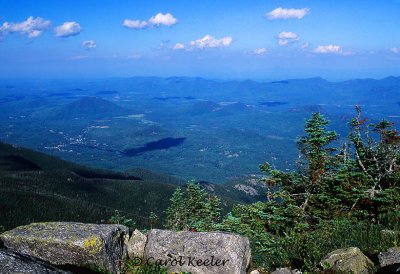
(0, 141, 266, 230)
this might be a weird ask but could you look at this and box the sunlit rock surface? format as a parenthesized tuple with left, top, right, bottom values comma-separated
(320, 247, 373, 274)
(0, 222, 128, 273)
(144, 229, 251, 274)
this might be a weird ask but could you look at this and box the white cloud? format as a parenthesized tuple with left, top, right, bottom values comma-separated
(55, 21, 82, 37)
(277, 31, 299, 46)
(172, 35, 233, 51)
(253, 48, 267, 55)
(82, 40, 96, 49)
(266, 7, 310, 20)
(391, 47, 400, 54)
(314, 45, 342, 54)
(173, 43, 185, 50)
(313, 45, 355, 56)
(148, 13, 177, 27)
(123, 19, 148, 29)
(189, 35, 233, 49)
(0, 16, 51, 39)
(123, 13, 177, 30)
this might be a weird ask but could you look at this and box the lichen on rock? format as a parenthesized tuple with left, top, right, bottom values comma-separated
(0, 222, 128, 274)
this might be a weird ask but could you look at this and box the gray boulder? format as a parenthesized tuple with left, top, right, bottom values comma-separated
(378, 247, 400, 267)
(0, 222, 128, 274)
(125, 229, 147, 259)
(144, 229, 251, 274)
(320, 247, 374, 274)
(0, 248, 71, 273)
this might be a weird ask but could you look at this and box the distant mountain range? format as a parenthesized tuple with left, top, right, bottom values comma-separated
(1, 76, 400, 182)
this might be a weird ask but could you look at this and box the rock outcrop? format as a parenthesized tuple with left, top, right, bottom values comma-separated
(0, 222, 128, 273)
(320, 247, 373, 274)
(125, 229, 147, 259)
(144, 229, 251, 274)
(0, 222, 251, 274)
(0, 249, 70, 273)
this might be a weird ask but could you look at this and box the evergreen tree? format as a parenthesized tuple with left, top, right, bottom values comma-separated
(165, 182, 221, 231)
(186, 182, 208, 230)
(208, 194, 221, 224)
(347, 106, 400, 218)
(108, 210, 136, 229)
(220, 109, 400, 271)
(166, 187, 185, 230)
(298, 112, 338, 184)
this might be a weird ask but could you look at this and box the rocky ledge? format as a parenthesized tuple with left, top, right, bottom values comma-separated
(2, 222, 398, 274)
(0, 222, 251, 274)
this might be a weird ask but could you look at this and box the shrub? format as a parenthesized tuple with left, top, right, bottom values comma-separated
(166, 182, 221, 232)
(108, 210, 136, 229)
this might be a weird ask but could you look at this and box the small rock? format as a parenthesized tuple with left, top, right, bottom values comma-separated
(320, 247, 374, 274)
(144, 229, 251, 274)
(0, 222, 128, 274)
(271, 267, 302, 274)
(0, 248, 71, 273)
(125, 229, 147, 259)
(378, 247, 400, 267)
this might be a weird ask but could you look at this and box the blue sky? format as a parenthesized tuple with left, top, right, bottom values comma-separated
(0, 0, 399, 80)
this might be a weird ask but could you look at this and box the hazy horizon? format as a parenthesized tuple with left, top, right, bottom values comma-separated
(1, 74, 400, 83)
(1, 0, 400, 80)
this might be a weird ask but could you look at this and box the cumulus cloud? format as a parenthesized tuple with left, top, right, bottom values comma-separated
(314, 45, 342, 54)
(266, 7, 310, 20)
(148, 13, 177, 27)
(55, 22, 82, 37)
(253, 48, 267, 55)
(189, 35, 233, 49)
(314, 45, 355, 56)
(123, 19, 148, 29)
(277, 31, 299, 46)
(82, 40, 96, 49)
(173, 43, 185, 50)
(172, 35, 233, 51)
(391, 47, 400, 54)
(123, 13, 177, 29)
(0, 16, 51, 39)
